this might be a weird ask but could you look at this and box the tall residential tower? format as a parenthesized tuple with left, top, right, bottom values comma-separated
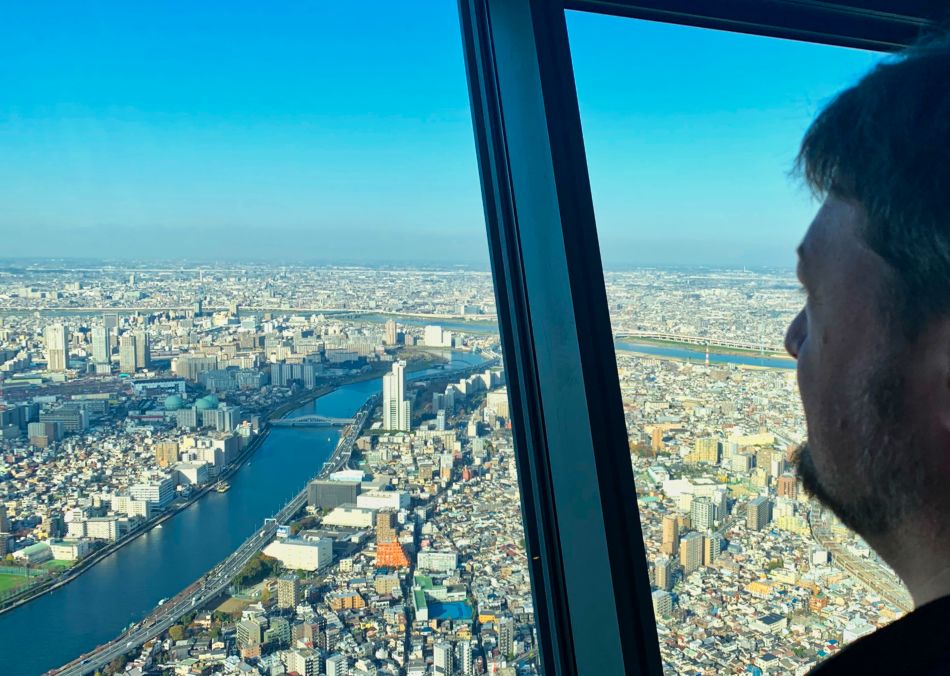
(382, 360, 411, 432)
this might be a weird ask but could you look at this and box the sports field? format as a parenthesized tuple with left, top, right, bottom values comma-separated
(0, 573, 29, 594)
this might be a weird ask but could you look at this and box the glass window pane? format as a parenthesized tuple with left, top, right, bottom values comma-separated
(0, 5, 539, 675)
(567, 12, 910, 674)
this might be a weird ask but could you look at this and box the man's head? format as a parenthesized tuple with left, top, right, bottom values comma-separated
(787, 36, 950, 543)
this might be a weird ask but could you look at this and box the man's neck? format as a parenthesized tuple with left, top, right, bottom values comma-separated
(871, 518, 950, 609)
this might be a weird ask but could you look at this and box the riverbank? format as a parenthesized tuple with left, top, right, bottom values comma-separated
(619, 335, 789, 360)
(0, 353, 448, 616)
(0, 427, 272, 616)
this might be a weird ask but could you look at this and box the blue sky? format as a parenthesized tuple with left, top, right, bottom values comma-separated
(0, 2, 881, 266)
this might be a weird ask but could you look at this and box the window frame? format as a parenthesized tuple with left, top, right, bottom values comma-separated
(456, 0, 942, 674)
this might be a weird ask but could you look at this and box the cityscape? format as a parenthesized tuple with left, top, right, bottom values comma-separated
(0, 262, 911, 676)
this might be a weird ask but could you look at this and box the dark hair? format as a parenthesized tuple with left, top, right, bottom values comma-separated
(797, 34, 950, 336)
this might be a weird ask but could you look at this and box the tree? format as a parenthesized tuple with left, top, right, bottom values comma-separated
(167, 625, 185, 642)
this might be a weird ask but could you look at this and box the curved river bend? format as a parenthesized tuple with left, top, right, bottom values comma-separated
(0, 352, 485, 676)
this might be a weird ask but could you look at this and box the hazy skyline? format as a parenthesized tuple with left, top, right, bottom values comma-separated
(1, 3, 880, 266)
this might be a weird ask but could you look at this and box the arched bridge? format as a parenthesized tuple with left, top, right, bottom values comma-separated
(271, 414, 355, 427)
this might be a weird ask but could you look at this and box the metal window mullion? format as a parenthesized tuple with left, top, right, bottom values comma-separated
(458, 0, 662, 673)
(563, 0, 937, 51)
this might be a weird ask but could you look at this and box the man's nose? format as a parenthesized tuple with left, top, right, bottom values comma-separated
(785, 310, 805, 359)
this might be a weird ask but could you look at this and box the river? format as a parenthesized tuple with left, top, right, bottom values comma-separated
(0, 351, 487, 676)
(614, 341, 794, 370)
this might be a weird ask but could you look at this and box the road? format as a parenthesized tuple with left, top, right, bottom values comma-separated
(50, 403, 372, 676)
(50, 357, 496, 675)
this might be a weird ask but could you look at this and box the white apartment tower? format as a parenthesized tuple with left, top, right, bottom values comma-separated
(382, 360, 411, 432)
(44, 323, 69, 371)
(434, 641, 455, 676)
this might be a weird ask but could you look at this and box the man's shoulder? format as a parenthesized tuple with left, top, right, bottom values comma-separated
(810, 595, 950, 674)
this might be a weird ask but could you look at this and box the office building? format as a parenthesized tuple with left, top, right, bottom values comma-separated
(130, 477, 175, 509)
(119, 333, 137, 374)
(307, 479, 361, 510)
(746, 496, 772, 531)
(418, 550, 459, 573)
(679, 531, 703, 576)
(39, 407, 88, 434)
(357, 489, 410, 511)
(661, 514, 679, 556)
(103, 312, 118, 350)
(263, 537, 332, 571)
(277, 574, 302, 609)
(434, 641, 455, 676)
(91, 325, 110, 364)
(44, 323, 68, 371)
(382, 360, 411, 431)
(424, 324, 454, 348)
(133, 329, 150, 370)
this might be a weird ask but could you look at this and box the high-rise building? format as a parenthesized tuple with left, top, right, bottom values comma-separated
(497, 617, 514, 658)
(119, 334, 137, 374)
(307, 479, 360, 510)
(692, 436, 720, 464)
(704, 532, 724, 566)
(103, 312, 118, 352)
(155, 441, 179, 468)
(91, 325, 110, 364)
(376, 511, 397, 544)
(746, 496, 772, 531)
(434, 641, 455, 676)
(384, 319, 398, 345)
(679, 531, 703, 575)
(0, 505, 9, 533)
(690, 496, 714, 531)
(654, 555, 673, 591)
(661, 514, 679, 556)
(777, 474, 798, 499)
(651, 589, 673, 617)
(277, 574, 302, 609)
(382, 360, 411, 431)
(287, 648, 321, 676)
(325, 653, 348, 676)
(44, 324, 68, 371)
(459, 639, 474, 675)
(133, 329, 150, 370)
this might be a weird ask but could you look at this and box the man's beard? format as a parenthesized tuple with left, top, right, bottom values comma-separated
(792, 359, 927, 540)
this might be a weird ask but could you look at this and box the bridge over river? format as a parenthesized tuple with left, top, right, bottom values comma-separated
(269, 414, 355, 427)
